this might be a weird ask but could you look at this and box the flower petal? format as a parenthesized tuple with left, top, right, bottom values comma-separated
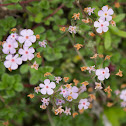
(4, 61, 11, 68)
(47, 88, 53, 95)
(49, 82, 56, 89)
(103, 26, 108, 32)
(108, 8, 114, 15)
(98, 75, 105, 81)
(96, 27, 102, 33)
(40, 88, 46, 94)
(98, 10, 104, 16)
(44, 79, 50, 85)
(102, 6, 108, 12)
(18, 36, 25, 43)
(29, 35, 36, 43)
(11, 63, 18, 70)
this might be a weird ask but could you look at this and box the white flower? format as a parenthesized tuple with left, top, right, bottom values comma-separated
(68, 26, 76, 34)
(41, 98, 50, 106)
(67, 86, 78, 101)
(79, 85, 87, 93)
(64, 107, 71, 115)
(78, 99, 90, 110)
(9, 33, 18, 40)
(2, 38, 18, 54)
(87, 65, 95, 73)
(55, 77, 62, 84)
(4, 54, 22, 70)
(98, 6, 114, 21)
(94, 19, 109, 33)
(121, 101, 126, 107)
(87, 7, 95, 15)
(39, 79, 56, 95)
(120, 89, 126, 101)
(39, 40, 47, 48)
(96, 67, 110, 81)
(18, 29, 36, 47)
(18, 46, 35, 61)
(60, 87, 68, 97)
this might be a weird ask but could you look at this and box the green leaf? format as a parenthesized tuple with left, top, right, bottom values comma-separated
(14, 83, 24, 92)
(113, 13, 125, 23)
(40, 0, 50, 9)
(30, 74, 40, 85)
(109, 26, 126, 38)
(20, 64, 29, 74)
(0, 62, 5, 75)
(104, 31, 111, 50)
(34, 13, 43, 23)
(33, 26, 45, 34)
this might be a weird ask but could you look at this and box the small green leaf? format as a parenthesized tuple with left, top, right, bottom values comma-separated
(14, 83, 24, 92)
(113, 13, 125, 23)
(104, 31, 111, 50)
(109, 26, 126, 38)
(20, 64, 29, 74)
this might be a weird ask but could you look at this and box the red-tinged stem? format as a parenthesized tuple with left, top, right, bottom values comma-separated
(0, 0, 40, 7)
(32, 4, 64, 30)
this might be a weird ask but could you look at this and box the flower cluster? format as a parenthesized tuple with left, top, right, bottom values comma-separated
(2, 29, 47, 70)
(94, 6, 114, 33)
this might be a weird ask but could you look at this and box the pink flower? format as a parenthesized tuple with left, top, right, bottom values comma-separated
(39, 40, 47, 48)
(94, 19, 109, 33)
(39, 79, 56, 95)
(95, 82, 103, 90)
(98, 6, 114, 21)
(64, 107, 71, 115)
(55, 77, 62, 84)
(31, 61, 39, 70)
(68, 26, 76, 34)
(96, 67, 110, 81)
(120, 89, 126, 101)
(114, 89, 120, 95)
(18, 46, 35, 61)
(41, 98, 50, 106)
(78, 99, 90, 110)
(9, 33, 18, 40)
(18, 29, 36, 47)
(60, 87, 68, 97)
(79, 85, 87, 93)
(56, 99, 65, 106)
(67, 86, 79, 101)
(2, 39, 18, 54)
(87, 65, 95, 73)
(121, 101, 126, 107)
(4, 54, 22, 70)
(87, 7, 95, 16)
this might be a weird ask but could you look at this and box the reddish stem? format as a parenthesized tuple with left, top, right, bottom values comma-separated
(0, 0, 40, 7)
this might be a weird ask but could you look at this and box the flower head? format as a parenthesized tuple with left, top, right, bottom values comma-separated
(39, 40, 47, 48)
(31, 61, 39, 70)
(2, 39, 18, 54)
(64, 107, 71, 115)
(95, 82, 103, 90)
(4, 54, 22, 70)
(120, 89, 126, 101)
(41, 98, 50, 106)
(96, 67, 110, 81)
(84, 7, 95, 16)
(94, 19, 109, 33)
(19, 46, 35, 61)
(18, 29, 36, 47)
(39, 79, 56, 95)
(68, 26, 76, 34)
(78, 99, 90, 110)
(55, 77, 62, 84)
(98, 6, 114, 21)
(56, 99, 65, 106)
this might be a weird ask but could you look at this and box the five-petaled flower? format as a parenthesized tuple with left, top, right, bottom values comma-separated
(18, 29, 36, 47)
(68, 26, 76, 34)
(120, 89, 126, 102)
(19, 46, 35, 61)
(4, 54, 22, 70)
(2, 38, 18, 54)
(78, 99, 90, 110)
(39, 79, 56, 95)
(41, 98, 50, 106)
(39, 40, 47, 48)
(96, 67, 110, 81)
(98, 6, 114, 21)
(64, 107, 71, 115)
(94, 19, 109, 33)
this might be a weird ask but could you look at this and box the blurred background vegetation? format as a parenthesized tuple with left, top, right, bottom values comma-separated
(0, 0, 126, 126)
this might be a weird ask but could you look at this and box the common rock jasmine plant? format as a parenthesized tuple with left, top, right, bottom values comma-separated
(0, 0, 126, 125)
